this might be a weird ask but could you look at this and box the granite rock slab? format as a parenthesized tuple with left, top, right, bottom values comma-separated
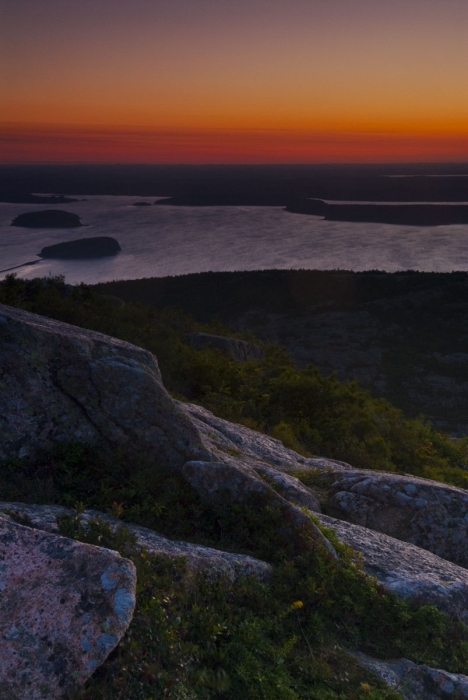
(317, 513, 468, 623)
(0, 502, 273, 582)
(326, 469, 468, 568)
(0, 516, 136, 700)
(355, 652, 468, 700)
(0, 303, 209, 467)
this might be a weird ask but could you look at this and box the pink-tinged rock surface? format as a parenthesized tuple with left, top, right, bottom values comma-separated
(0, 302, 209, 467)
(0, 516, 136, 700)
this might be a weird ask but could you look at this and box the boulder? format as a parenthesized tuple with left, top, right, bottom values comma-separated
(0, 516, 136, 700)
(354, 652, 468, 700)
(11, 210, 83, 228)
(0, 303, 210, 467)
(39, 236, 121, 259)
(317, 513, 468, 623)
(325, 469, 468, 568)
(0, 502, 273, 582)
(186, 332, 264, 362)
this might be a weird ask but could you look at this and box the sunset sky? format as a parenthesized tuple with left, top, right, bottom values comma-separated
(1, 0, 467, 163)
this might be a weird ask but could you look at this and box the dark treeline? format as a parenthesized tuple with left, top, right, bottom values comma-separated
(93, 269, 468, 322)
(1, 163, 468, 203)
(94, 270, 468, 435)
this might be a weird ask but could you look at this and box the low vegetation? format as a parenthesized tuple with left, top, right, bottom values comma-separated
(95, 269, 468, 432)
(2, 274, 468, 485)
(3, 274, 468, 697)
(5, 447, 468, 700)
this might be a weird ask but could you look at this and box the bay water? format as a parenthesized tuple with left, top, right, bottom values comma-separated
(2, 195, 468, 285)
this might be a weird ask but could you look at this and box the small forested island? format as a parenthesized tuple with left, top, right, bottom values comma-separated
(132, 201, 152, 206)
(39, 236, 121, 259)
(11, 209, 84, 228)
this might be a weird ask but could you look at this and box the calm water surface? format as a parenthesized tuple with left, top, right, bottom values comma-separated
(2, 195, 468, 284)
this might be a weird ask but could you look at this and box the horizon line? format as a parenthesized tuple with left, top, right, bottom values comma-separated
(1, 161, 468, 168)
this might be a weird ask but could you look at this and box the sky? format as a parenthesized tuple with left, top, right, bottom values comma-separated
(1, 0, 467, 163)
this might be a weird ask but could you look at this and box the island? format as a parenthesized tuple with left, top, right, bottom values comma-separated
(133, 201, 152, 206)
(11, 210, 84, 228)
(39, 236, 121, 259)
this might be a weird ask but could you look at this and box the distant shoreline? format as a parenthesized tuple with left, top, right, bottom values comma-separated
(1, 163, 468, 204)
(153, 195, 468, 226)
(284, 199, 468, 227)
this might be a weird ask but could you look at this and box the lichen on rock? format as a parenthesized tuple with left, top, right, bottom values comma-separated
(0, 516, 136, 700)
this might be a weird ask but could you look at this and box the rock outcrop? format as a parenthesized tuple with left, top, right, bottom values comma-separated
(39, 236, 121, 259)
(6, 303, 468, 697)
(11, 210, 84, 228)
(325, 468, 468, 568)
(0, 502, 273, 582)
(186, 332, 264, 361)
(0, 303, 210, 467)
(0, 516, 136, 700)
(181, 402, 468, 605)
(316, 513, 468, 623)
(355, 652, 468, 700)
(181, 401, 316, 471)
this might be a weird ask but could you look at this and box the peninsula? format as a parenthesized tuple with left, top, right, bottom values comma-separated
(285, 199, 468, 227)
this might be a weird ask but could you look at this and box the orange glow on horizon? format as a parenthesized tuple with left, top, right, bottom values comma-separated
(1, 123, 468, 164)
(2, 1, 467, 163)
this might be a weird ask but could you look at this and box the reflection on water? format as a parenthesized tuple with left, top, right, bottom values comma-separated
(2, 195, 468, 285)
